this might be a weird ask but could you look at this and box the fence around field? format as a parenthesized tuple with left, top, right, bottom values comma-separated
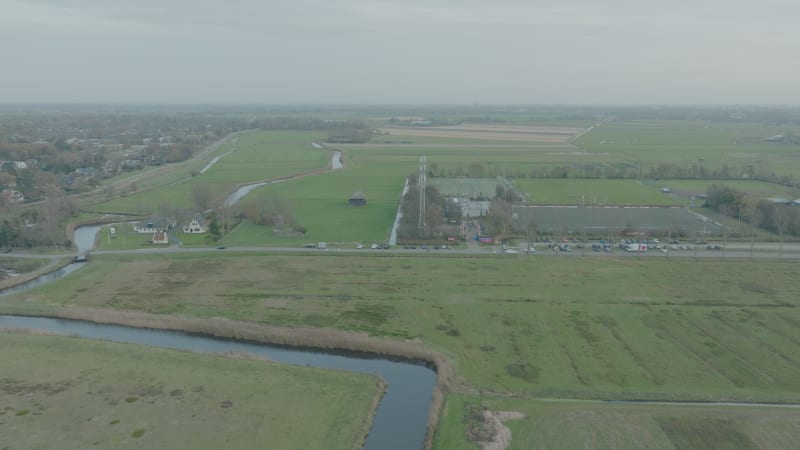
(513, 205, 726, 235)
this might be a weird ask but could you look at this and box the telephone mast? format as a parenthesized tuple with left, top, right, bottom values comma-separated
(418, 156, 427, 236)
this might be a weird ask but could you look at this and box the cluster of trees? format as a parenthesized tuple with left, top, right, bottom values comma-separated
(0, 189, 78, 248)
(705, 184, 800, 237)
(326, 128, 373, 144)
(396, 178, 458, 239)
(239, 193, 305, 233)
(425, 161, 800, 191)
(395, 176, 524, 240)
(482, 185, 525, 237)
(387, 117, 461, 126)
(249, 117, 369, 131)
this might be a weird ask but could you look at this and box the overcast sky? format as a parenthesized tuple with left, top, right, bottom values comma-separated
(2, 0, 799, 105)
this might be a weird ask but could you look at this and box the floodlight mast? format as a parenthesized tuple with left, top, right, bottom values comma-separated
(418, 156, 426, 237)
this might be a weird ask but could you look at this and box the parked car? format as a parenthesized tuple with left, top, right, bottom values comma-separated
(356, 243, 364, 249)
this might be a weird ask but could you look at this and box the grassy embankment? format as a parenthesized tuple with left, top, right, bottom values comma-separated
(0, 331, 381, 450)
(0, 256, 70, 290)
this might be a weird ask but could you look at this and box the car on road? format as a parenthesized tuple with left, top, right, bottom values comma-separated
(303, 243, 316, 248)
(216, 245, 226, 250)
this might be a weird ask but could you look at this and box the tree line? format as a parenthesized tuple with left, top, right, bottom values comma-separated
(705, 184, 800, 237)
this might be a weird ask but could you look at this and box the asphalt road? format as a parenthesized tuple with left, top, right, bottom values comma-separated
(5, 242, 800, 260)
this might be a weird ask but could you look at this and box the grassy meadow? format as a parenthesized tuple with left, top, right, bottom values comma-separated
(434, 394, 800, 450)
(514, 178, 679, 205)
(576, 120, 800, 177)
(660, 179, 800, 199)
(85, 130, 329, 215)
(6, 253, 800, 404)
(56, 118, 800, 448)
(78, 118, 800, 245)
(0, 331, 381, 450)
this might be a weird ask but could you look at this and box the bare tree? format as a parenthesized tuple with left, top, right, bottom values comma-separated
(774, 205, 787, 260)
(192, 182, 212, 210)
(749, 202, 761, 259)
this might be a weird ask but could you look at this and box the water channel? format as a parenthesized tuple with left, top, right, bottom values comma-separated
(1, 221, 436, 450)
(224, 150, 342, 207)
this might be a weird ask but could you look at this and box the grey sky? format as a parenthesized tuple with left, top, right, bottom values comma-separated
(2, 0, 799, 104)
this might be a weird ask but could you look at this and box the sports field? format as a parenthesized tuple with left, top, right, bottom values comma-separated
(515, 179, 678, 205)
(513, 205, 725, 234)
(0, 331, 380, 450)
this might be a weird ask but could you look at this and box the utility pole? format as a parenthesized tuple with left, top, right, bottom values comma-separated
(418, 156, 426, 237)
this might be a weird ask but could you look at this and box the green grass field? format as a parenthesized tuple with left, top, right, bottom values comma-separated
(576, 120, 800, 177)
(6, 253, 800, 403)
(94, 224, 159, 250)
(0, 331, 380, 450)
(85, 130, 329, 215)
(434, 393, 800, 450)
(659, 179, 800, 199)
(514, 179, 679, 205)
(429, 178, 505, 198)
(74, 118, 800, 244)
(223, 151, 411, 245)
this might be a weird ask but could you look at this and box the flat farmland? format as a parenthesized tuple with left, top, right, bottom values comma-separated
(660, 179, 800, 199)
(434, 394, 800, 450)
(0, 332, 380, 450)
(515, 179, 678, 205)
(223, 168, 404, 245)
(7, 253, 800, 403)
(85, 130, 328, 215)
(381, 124, 585, 144)
(576, 120, 800, 176)
(222, 145, 414, 245)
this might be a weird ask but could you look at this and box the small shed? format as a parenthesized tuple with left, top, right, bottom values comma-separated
(348, 191, 367, 207)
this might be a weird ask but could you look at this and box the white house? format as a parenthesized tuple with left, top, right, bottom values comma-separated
(134, 216, 174, 234)
(182, 213, 207, 234)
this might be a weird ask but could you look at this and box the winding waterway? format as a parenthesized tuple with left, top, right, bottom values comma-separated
(1, 223, 436, 450)
(223, 149, 342, 207)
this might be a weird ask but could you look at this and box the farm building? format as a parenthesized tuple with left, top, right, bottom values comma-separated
(152, 231, 169, 244)
(134, 216, 175, 233)
(348, 192, 367, 207)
